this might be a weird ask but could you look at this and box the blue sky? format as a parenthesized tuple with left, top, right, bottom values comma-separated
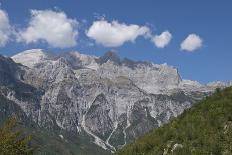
(0, 0, 231, 83)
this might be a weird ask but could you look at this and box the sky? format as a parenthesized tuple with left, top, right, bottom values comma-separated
(0, 0, 231, 84)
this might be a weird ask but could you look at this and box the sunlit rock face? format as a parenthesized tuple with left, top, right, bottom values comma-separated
(0, 49, 228, 152)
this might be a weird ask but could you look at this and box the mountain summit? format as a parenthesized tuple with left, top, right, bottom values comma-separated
(11, 49, 52, 68)
(97, 51, 121, 65)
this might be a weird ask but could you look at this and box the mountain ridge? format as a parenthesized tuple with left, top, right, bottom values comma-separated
(11, 49, 232, 87)
(0, 49, 230, 153)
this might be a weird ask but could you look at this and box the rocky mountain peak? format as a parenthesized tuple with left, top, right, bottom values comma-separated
(97, 51, 121, 65)
(61, 51, 99, 70)
(11, 49, 52, 68)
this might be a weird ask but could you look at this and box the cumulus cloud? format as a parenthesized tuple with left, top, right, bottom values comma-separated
(0, 9, 11, 47)
(17, 10, 78, 48)
(86, 20, 150, 47)
(180, 34, 203, 52)
(151, 31, 172, 48)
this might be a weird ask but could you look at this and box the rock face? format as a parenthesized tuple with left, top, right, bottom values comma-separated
(0, 49, 229, 152)
(85, 94, 114, 140)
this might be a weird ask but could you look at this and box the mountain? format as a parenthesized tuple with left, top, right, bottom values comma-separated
(0, 49, 230, 153)
(117, 86, 232, 155)
(0, 53, 109, 154)
(0, 91, 110, 155)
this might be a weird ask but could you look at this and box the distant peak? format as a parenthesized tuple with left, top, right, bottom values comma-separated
(97, 51, 121, 65)
(11, 49, 52, 68)
(15, 49, 50, 56)
(207, 81, 227, 87)
(104, 50, 118, 56)
(103, 51, 119, 59)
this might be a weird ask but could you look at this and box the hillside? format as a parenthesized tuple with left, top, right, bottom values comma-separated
(117, 87, 232, 155)
(0, 93, 110, 155)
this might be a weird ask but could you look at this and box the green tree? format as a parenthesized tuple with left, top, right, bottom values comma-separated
(0, 116, 33, 155)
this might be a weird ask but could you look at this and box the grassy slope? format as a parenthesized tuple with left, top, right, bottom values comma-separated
(28, 127, 110, 155)
(117, 87, 232, 155)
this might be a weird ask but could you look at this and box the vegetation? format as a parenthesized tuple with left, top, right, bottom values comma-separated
(29, 127, 111, 155)
(0, 116, 33, 155)
(117, 87, 232, 155)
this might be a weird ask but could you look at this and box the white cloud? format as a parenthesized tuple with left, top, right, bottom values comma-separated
(180, 34, 203, 52)
(86, 20, 150, 47)
(18, 10, 78, 48)
(0, 9, 11, 47)
(151, 31, 172, 48)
